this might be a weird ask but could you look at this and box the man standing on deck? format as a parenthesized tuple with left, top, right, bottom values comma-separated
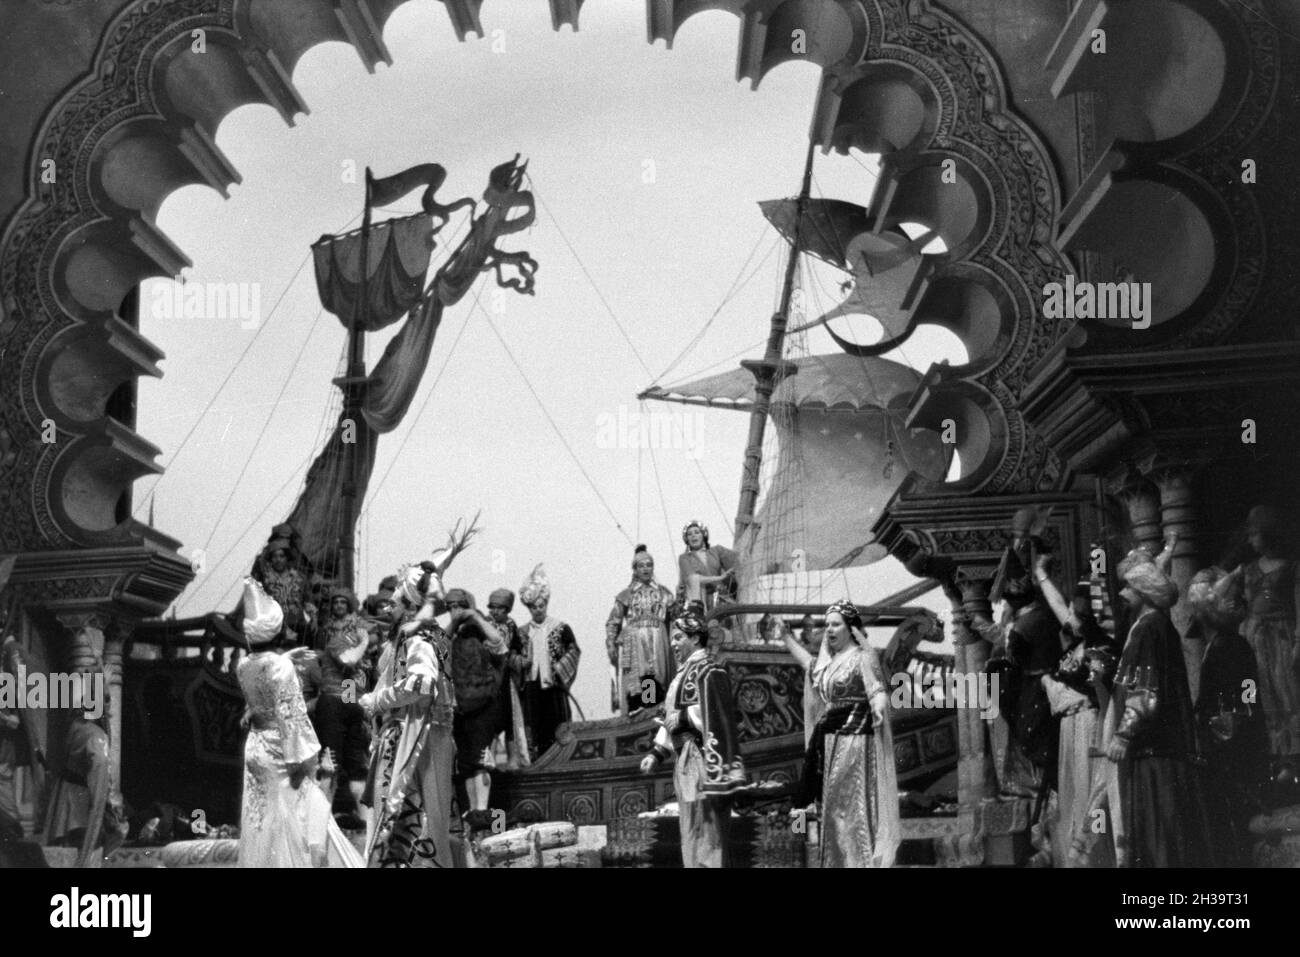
(443, 588, 508, 831)
(641, 610, 747, 867)
(316, 586, 371, 829)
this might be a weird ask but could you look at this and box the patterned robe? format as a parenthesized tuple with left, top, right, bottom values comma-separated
(655, 648, 747, 867)
(236, 652, 362, 868)
(811, 641, 900, 868)
(1113, 608, 1216, 867)
(1242, 559, 1300, 759)
(606, 580, 675, 710)
(361, 623, 456, 868)
(519, 617, 580, 757)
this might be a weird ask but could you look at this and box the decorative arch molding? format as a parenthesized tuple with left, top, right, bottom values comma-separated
(810, 0, 1074, 500)
(1023, 0, 1299, 483)
(0, 0, 1075, 571)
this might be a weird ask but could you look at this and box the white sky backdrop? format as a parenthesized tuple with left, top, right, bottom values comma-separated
(137, 1, 967, 718)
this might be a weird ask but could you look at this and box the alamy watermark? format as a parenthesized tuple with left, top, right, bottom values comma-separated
(0, 667, 104, 720)
(1041, 275, 1153, 329)
(889, 669, 999, 719)
(150, 275, 262, 329)
(595, 406, 705, 460)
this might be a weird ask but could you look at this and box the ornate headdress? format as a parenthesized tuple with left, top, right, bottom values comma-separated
(394, 562, 441, 609)
(826, 598, 863, 630)
(519, 563, 550, 607)
(1117, 546, 1179, 610)
(672, 611, 708, 641)
(681, 521, 710, 548)
(242, 578, 285, 645)
(632, 544, 653, 568)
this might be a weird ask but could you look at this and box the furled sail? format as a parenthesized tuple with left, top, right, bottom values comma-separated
(311, 213, 436, 331)
(760, 198, 925, 355)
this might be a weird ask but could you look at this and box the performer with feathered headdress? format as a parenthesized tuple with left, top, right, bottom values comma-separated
(359, 559, 456, 868)
(1106, 535, 1215, 866)
(359, 515, 479, 867)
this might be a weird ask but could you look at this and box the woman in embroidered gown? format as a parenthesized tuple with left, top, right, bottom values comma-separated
(606, 545, 676, 715)
(809, 599, 900, 868)
(677, 521, 737, 612)
(1237, 506, 1300, 767)
(236, 579, 363, 868)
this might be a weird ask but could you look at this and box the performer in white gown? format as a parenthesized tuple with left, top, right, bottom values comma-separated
(236, 579, 364, 868)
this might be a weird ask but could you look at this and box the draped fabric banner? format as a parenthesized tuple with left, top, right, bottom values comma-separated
(282, 413, 378, 579)
(280, 157, 537, 582)
(312, 213, 435, 331)
(369, 163, 447, 213)
(359, 293, 445, 434)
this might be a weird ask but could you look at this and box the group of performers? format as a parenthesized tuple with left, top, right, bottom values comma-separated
(224, 498, 1300, 869)
(935, 503, 1296, 868)
(234, 516, 585, 867)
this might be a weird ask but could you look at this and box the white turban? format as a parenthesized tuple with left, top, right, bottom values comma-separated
(242, 578, 284, 645)
(1117, 547, 1179, 610)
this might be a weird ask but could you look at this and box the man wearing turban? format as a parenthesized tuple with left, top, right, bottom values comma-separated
(1188, 566, 1267, 865)
(517, 565, 580, 759)
(1106, 539, 1215, 866)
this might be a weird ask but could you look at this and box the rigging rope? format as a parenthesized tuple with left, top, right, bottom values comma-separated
(187, 455, 314, 613)
(478, 293, 635, 548)
(648, 227, 779, 387)
(133, 210, 363, 517)
(199, 306, 327, 557)
(642, 401, 677, 554)
(531, 174, 735, 539)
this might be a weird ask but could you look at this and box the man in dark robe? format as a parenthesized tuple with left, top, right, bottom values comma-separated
(1188, 566, 1267, 865)
(987, 542, 1060, 797)
(641, 611, 747, 867)
(1107, 545, 1216, 867)
(443, 588, 507, 830)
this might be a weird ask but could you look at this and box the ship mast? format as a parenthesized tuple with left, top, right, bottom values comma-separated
(337, 172, 373, 592)
(732, 139, 815, 542)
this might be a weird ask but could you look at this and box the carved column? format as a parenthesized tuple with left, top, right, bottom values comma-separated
(1154, 467, 1202, 696)
(1117, 476, 1162, 553)
(948, 571, 997, 866)
(102, 621, 127, 814)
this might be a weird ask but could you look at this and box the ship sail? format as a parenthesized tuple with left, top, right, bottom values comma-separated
(642, 354, 949, 575)
(275, 157, 538, 587)
(760, 197, 926, 355)
(312, 213, 437, 332)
